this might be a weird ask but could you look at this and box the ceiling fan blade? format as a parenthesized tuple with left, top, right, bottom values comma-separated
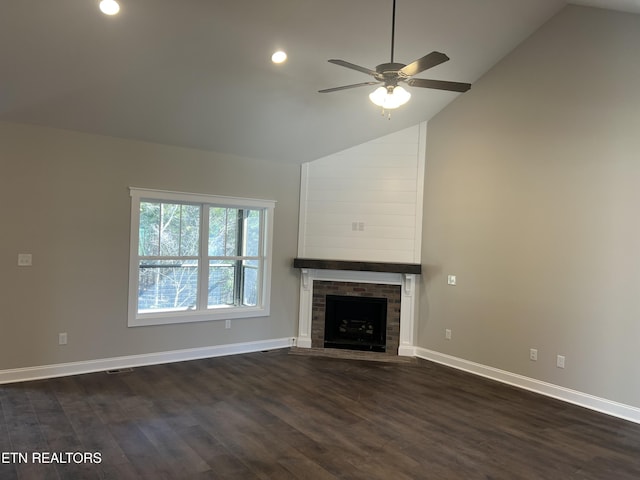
(318, 81, 380, 93)
(407, 78, 471, 93)
(328, 59, 378, 77)
(399, 51, 449, 78)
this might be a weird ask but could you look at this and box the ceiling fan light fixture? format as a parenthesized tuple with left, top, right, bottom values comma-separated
(99, 0, 120, 15)
(271, 50, 288, 64)
(319, 0, 471, 113)
(369, 85, 411, 109)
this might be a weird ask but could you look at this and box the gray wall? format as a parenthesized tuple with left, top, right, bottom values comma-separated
(420, 6, 640, 408)
(0, 122, 300, 370)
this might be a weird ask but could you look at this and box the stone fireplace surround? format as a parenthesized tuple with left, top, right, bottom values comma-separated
(294, 259, 420, 357)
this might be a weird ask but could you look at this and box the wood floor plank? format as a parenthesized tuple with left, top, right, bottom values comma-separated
(136, 416, 211, 477)
(176, 424, 261, 479)
(0, 387, 19, 480)
(1, 383, 61, 480)
(1, 349, 639, 479)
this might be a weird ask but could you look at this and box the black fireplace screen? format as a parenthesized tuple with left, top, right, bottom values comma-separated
(324, 294, 387, 352)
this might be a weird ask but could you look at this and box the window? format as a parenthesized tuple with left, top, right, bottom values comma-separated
(128, 188, 274, 326)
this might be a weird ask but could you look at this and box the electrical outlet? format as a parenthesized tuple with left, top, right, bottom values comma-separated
(58, 333, 68, 345)
(225, 319, 231, 329)
(18, 253, 33, 266)
(557, 355, 565, 369)
(529, 348, 538, 361)
(445, 329, 452, 340)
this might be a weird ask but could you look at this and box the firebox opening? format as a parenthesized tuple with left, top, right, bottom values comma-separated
(324, 294, 387, 352)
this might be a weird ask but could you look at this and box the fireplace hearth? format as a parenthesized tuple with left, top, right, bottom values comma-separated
(324, 295, 387, 352)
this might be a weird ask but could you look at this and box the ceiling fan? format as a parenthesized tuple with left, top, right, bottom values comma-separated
(319, 0, 471, 111)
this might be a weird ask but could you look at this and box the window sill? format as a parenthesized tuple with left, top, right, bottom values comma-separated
(128, 305, 270, 327)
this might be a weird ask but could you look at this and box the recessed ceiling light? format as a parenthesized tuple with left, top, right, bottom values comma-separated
(99, 0, 120, 15)
(271, 51, 287, 64)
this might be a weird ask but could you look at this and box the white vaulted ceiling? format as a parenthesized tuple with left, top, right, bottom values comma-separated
(0, 1, 635, 164)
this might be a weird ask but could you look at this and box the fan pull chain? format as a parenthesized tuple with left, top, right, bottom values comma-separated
(379, 108, 392, 119)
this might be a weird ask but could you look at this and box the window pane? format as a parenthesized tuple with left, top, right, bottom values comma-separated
(208, 260, 236, 307)
(242, 259, 259, 306)
(209, 207, 238, 256)
(160, 203, 180, 256)
(139, 202, 160, 256)
(244, 210, 261, 257)
(179, 204, 201, 256)
(138, 260, 198, 313)
(159, 203, 200, 257)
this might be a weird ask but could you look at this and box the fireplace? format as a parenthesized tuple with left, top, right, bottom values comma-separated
(324, 295, 387, 352)
(310, 280, 401, 357)
(294, 258, 421, 357)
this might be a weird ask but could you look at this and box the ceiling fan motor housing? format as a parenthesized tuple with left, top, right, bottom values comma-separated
(376, 62, 407, 73)
(375, 62, 407, 86)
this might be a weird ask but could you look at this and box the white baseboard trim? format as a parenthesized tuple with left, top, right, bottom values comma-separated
(0, 337, 294, 385)
(413, 347, 640, 425)
(398, 345, 416, 357)
(295, 337, 312, 349)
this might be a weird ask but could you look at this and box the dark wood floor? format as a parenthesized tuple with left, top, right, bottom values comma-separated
(1, 349, 639, 479)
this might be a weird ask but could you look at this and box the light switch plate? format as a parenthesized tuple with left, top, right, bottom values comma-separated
(447, 275, 457, 286)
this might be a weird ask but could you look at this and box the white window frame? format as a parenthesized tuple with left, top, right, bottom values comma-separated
(128, 187, 275, 327)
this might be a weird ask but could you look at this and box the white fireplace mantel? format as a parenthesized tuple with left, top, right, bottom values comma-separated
(296, 268, 419, 356)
